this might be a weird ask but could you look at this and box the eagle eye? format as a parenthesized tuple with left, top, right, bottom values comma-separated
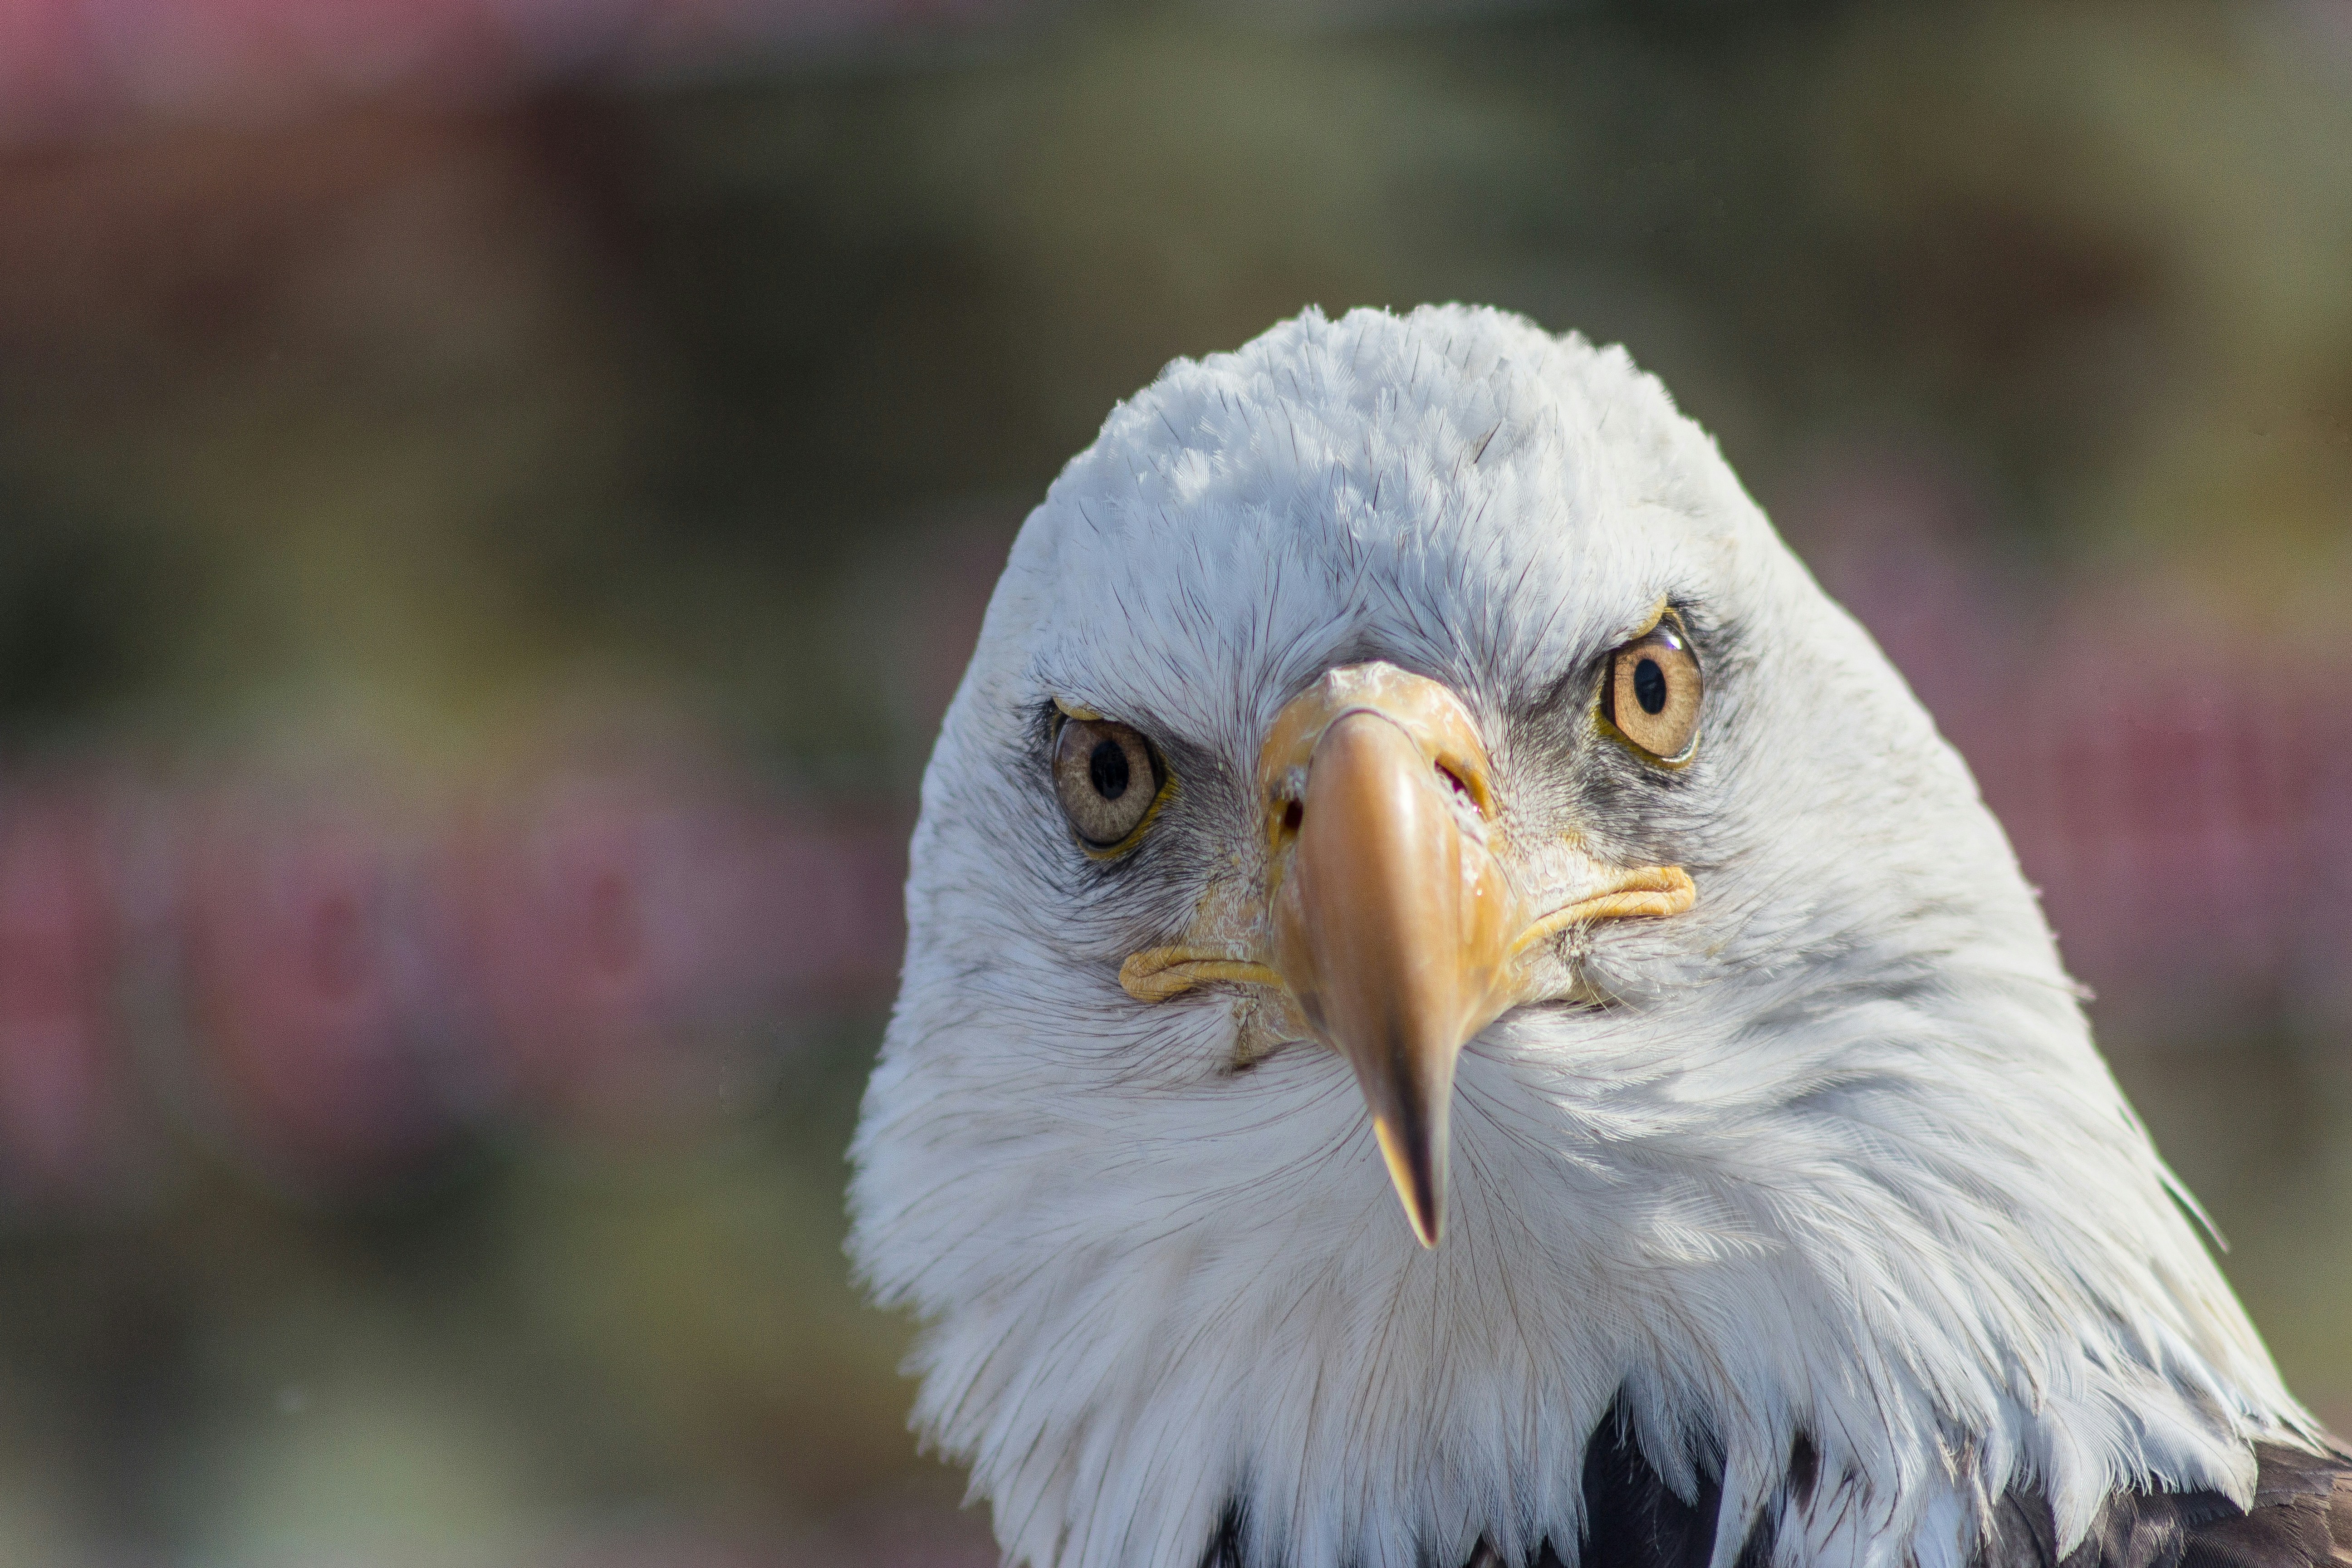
(1052, 715, 1166, 853)
(1600, 618, 1703, 764)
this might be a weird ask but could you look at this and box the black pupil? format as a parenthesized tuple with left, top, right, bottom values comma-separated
(1633, 657, 1668, 715)
(1088, 738, 1131, 800)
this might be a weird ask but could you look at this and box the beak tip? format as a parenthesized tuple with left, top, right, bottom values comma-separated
(1374, 1114, 1447, 1250)
(1407, 1181, 1445, 1248)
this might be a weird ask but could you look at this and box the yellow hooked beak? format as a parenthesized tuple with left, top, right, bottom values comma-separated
(1118, 664, 1695, 1249)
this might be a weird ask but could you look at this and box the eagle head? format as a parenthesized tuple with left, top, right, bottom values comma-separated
(848, 305, 2324, 1568)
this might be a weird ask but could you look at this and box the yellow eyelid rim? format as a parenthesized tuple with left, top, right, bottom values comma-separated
(1052, 700, 1179, 859)
(1622, 594, 1673, 644)
(1592, 599, 1702, 769)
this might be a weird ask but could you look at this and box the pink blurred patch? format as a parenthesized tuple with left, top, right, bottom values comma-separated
(450, 758, 902, 1132)
(0, 788, 131, 1204)
(0, 0, 1022, 141)
(176, 789, 464, 1182)
(1789, 440, 2352, 1037)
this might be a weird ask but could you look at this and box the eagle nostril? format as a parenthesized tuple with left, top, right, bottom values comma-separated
(1281, 800, 1304, 834)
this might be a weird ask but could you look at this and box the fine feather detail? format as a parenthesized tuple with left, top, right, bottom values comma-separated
(1388, 1414, 2352, 1568)
(848, 305, 2327, 1568)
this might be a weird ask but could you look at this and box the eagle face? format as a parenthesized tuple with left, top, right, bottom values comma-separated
(848, 307, 2327, 1568)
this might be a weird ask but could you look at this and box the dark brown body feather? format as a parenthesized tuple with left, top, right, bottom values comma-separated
(1198, 1406, 2352, 1568)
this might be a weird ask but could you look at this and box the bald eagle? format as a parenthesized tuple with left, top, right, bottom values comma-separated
(848, 306, 2351, 1568)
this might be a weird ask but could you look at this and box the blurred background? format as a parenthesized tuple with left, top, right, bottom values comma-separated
(0, 0, 2347, 1560)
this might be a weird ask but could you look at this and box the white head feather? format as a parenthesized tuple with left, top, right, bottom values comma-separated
(848, 305, 2316, 1568)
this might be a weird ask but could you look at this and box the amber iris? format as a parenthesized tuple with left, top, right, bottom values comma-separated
(1053, 716, 1162, 850)
(1603, 620, 1703, 762)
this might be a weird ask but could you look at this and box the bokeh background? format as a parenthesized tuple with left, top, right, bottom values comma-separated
(0, 0, 2348, 1561)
